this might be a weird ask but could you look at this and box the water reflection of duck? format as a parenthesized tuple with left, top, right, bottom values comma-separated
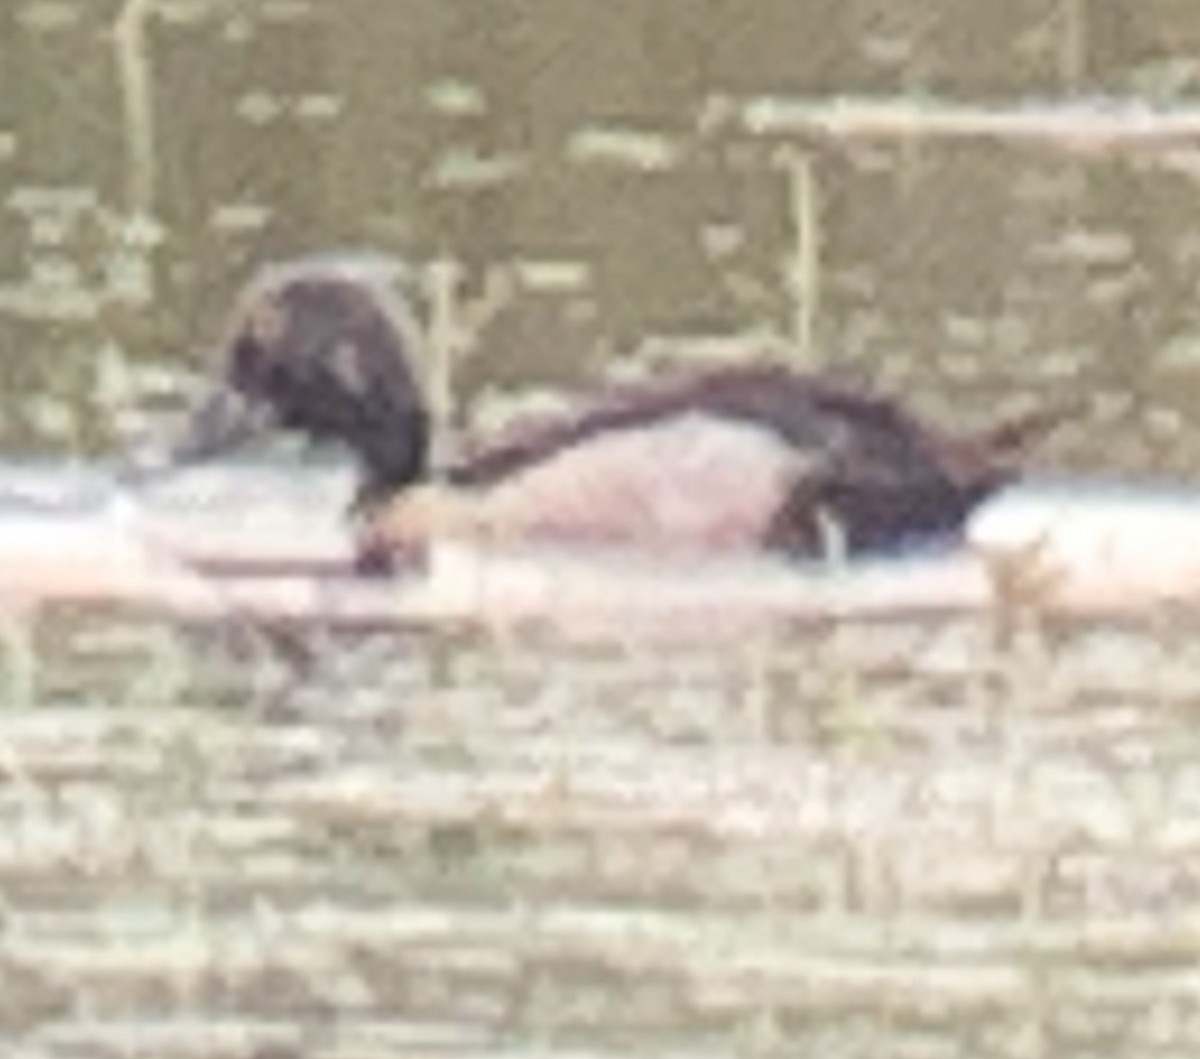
(164, 257, 1065, 569)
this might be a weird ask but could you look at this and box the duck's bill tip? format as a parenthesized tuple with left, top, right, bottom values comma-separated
(125, 390, 279, 484)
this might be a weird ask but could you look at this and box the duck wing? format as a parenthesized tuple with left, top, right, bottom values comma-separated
(444, 365, 1070, 556)
(449, 365, 907, 485)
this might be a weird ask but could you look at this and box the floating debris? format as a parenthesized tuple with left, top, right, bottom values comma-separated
(209, 202, 273, 233)
(424, 79, 489, 118)
(294, 93, 343, 122)
(567, 126, 682, 172)
(427, 148, 524, 190)
(235, 91, 284, 125)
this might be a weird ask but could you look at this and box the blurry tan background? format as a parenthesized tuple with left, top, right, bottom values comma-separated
(4, 1, 1200, 470)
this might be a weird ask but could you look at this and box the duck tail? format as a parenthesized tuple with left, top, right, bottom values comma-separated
(973, 398, 1081, 460)
(934, 398, 1079, 489)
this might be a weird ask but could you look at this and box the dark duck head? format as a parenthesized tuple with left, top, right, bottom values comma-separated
(167, 256, 1067, 560)
(169, 256, 431, 508)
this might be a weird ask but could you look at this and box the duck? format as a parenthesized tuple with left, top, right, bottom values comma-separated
(160, 255, 1066, 569)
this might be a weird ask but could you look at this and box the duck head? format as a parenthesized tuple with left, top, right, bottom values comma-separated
(168, 257, 431, 505)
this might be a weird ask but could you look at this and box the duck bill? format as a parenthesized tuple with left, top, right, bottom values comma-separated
(166, 389, 279, 468)
(118, 389, 278, 489)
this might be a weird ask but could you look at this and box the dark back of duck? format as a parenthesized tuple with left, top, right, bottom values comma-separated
(453, 365, 1061, 555)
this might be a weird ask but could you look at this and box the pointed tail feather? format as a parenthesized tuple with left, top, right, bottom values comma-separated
(934, 398, 1081, 488)
(974, 398, 1081, 458)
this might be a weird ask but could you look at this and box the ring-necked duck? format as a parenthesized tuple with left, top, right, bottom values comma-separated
(165, 256, 1064, 566)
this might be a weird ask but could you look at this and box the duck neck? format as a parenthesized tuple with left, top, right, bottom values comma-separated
(351, 414, 433, 512)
